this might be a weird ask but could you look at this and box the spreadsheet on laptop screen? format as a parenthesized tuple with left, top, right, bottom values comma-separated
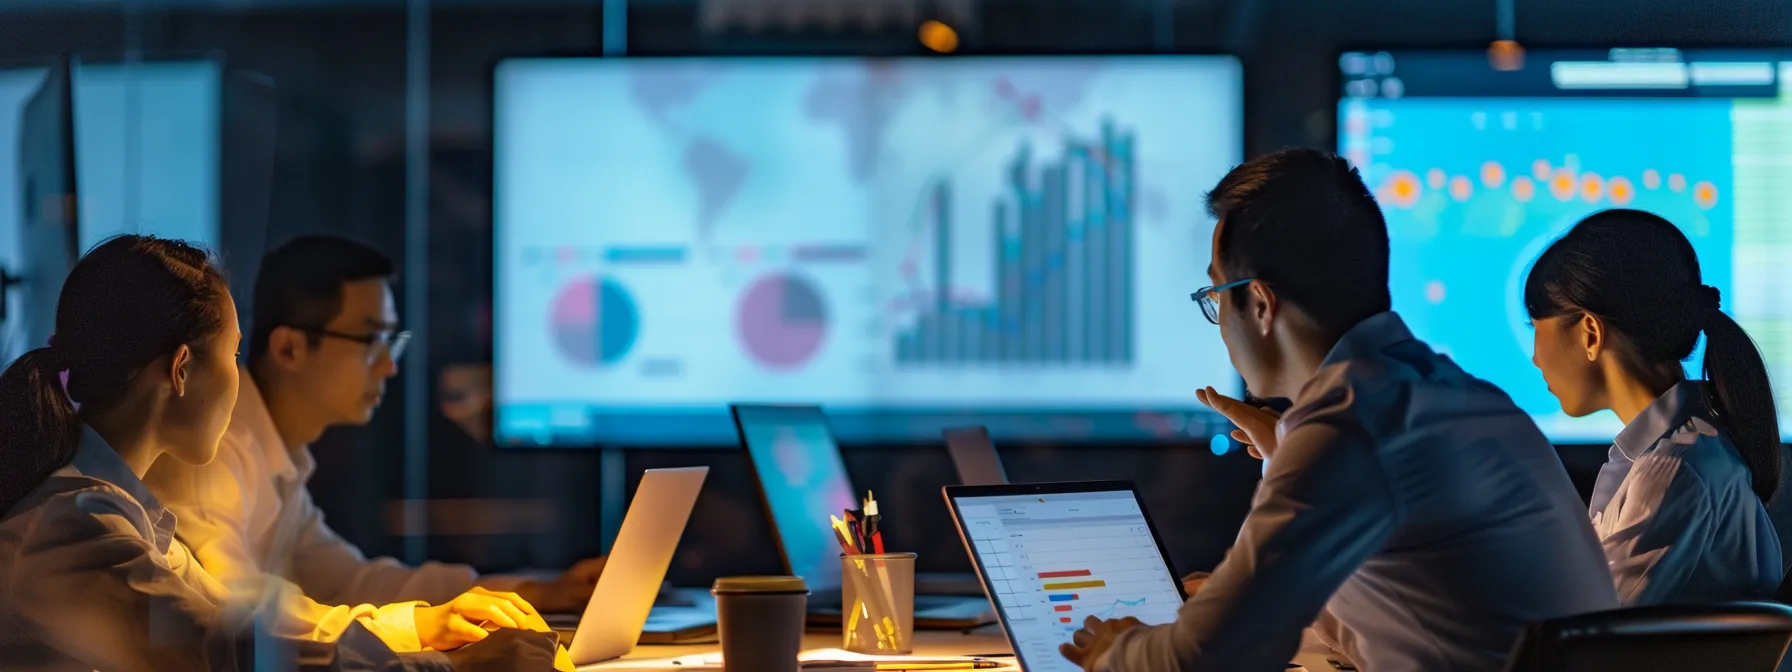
(952, 490, 1182, 672)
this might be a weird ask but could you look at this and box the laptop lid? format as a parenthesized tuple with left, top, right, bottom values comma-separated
(568, 466, 709, 665)
(731, 404, 859, 596)
(943, 481, 1186, 672)
(943, 425, 1008, 486)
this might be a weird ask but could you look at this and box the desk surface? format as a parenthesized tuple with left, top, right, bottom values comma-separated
(583, 629, 1340, 671)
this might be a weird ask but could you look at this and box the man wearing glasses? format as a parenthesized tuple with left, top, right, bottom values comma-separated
(147, 236, 605, 642)
(1060, 149, 1616, 672)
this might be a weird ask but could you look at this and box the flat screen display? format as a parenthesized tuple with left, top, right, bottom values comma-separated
(950, 487, 1183, 672)
(733, 404, 859, 594)
(1339, 48, 1792, 441)
(494, 56, 1244, 445)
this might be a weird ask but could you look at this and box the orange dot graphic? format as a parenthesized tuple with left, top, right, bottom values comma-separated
(1608, 176, 1635, 205)
(1384, 170, 1422, 209)
(1449, 175, 1473, 202)
(1550, 168, 1576, 201)
(1580, 173, 1605, 203)
(1642, 169, 1661, 190)
(1427, 168, 1447, 190)
(1512, 176, 1536, 202)
(1694, 181, 1719, 209)
(1481, 161, 1506, 188)
(1668, 173, 1687, 192)
(1531, 159, 1551, 181)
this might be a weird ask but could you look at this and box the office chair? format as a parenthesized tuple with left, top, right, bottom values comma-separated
(1502, 602, 1792, 672)
(1776, 564, 1792, 605)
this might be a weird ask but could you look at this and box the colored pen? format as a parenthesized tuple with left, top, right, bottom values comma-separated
(865, 491, 880, 539)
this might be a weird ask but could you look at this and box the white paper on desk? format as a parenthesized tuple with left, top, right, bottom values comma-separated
(578, 649, 1000, 671)
(800, 649, 987, 663)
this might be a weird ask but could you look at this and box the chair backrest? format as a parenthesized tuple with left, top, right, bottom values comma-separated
(1503, 602, 1792, 672)
(1775, 564, 1792, 605)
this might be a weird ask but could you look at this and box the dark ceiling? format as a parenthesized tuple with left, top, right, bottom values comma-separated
(0, 0, 1784, 153)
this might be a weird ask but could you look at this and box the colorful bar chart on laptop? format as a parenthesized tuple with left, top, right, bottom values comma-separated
(954, 490, 1186, 670)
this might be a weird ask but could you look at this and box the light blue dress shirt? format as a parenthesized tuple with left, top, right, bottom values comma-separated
(1589, 380, 1782, 606)
(0, 427, 429, 671)
(1097, 312, 1618, 672)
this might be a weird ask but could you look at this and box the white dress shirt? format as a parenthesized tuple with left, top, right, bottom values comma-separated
(1096, 312, 1619, 672)
(1590, 380, 1782, 606)
(145, 369, 480, 620)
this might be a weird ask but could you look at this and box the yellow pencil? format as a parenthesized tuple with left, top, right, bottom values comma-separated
(873, 663, 1000, 670)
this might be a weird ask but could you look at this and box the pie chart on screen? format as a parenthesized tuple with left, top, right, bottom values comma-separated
(736, 272, 828, 370)
(549, 276, 639, 367)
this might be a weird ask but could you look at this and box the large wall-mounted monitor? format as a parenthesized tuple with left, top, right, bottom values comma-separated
(1, 58, 223, 361)
(495, 56, 1243, 446)
(1339, 48, 1792, 441)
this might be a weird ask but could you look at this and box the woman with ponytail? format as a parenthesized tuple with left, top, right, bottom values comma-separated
(0, 236, 548, 671)
(0, 235, 249, 670)
(1525, 209, 1781, 606)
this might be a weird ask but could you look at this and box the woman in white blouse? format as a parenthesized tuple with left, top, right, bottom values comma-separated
(1525, 209, 1781, 606)
(0, 235, 543, 671)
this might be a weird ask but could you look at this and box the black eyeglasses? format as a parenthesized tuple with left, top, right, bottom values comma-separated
(1190, 278, 1257, 324)
(294, 327, 411, 364)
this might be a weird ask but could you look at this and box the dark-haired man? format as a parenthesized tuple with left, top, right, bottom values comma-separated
(147, 236, 604, 640)
(1061, 149, 1617, 671)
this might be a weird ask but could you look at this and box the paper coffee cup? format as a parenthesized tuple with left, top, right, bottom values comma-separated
(713, 576, 809, 672)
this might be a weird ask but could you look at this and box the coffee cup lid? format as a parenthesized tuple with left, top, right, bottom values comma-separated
(712, 575, 809, 595)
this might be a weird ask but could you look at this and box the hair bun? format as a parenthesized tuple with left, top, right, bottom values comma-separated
(1698, 284, 1722, 313)
(37, 343, 65, 373)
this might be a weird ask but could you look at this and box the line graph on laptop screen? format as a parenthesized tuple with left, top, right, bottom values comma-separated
(954, 490, 1181, 672)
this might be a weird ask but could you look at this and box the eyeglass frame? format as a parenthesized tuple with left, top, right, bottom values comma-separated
(1190, 277, 1259, 325)
(291, 326, 411, 364)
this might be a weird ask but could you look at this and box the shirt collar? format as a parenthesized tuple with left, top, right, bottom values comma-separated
(1612, 380, 1706, 462)
(1319, 311, 1415, 368)
(68, 425, 178, 554)
(238, 369, 316, 479)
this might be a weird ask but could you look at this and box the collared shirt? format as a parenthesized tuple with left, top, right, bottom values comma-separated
(1589, 380, 1781, 606)
(0, 426, 245, 671)
(145, 369, 478, 624)
(0, 425, 451, 672)
(1098, 312, 1618, 672)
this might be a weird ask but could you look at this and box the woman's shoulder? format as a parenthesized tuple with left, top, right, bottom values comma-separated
(0, 472, 160, 547)
(1639, 416, 1754, 489)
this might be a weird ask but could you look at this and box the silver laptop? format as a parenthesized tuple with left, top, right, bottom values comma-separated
(943, 425, 1008, 486)
(567, 466, 709, 666)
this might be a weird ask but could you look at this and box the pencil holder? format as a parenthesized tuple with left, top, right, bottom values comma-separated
(841, 552, 916, 655)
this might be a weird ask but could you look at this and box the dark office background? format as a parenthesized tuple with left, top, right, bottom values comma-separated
(1, 0, 1790, 587)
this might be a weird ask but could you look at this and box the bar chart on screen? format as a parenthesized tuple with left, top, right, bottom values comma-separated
(494, 56, 1244, 444)
(957, 492, 1184, 671)
(892, 120, 1135, 368)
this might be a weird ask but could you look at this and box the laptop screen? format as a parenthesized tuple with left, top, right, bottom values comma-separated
(943, 426, 1007, 486)
(949, 486, 1183, 672)
(734, 405, 860, 594)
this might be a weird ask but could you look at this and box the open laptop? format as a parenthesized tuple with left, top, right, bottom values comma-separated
(942, 425, 1008, 486)
(731, 404, 996, 628)
(560, 466, 712, 667)
(943, 481, 1188, 672)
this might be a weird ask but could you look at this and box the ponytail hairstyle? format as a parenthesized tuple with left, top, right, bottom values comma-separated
(1525, 209, 1780, 501)
(0, 235, 230, 515)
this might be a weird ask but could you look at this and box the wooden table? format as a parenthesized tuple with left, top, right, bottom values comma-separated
(581, 628, 1340, 670)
